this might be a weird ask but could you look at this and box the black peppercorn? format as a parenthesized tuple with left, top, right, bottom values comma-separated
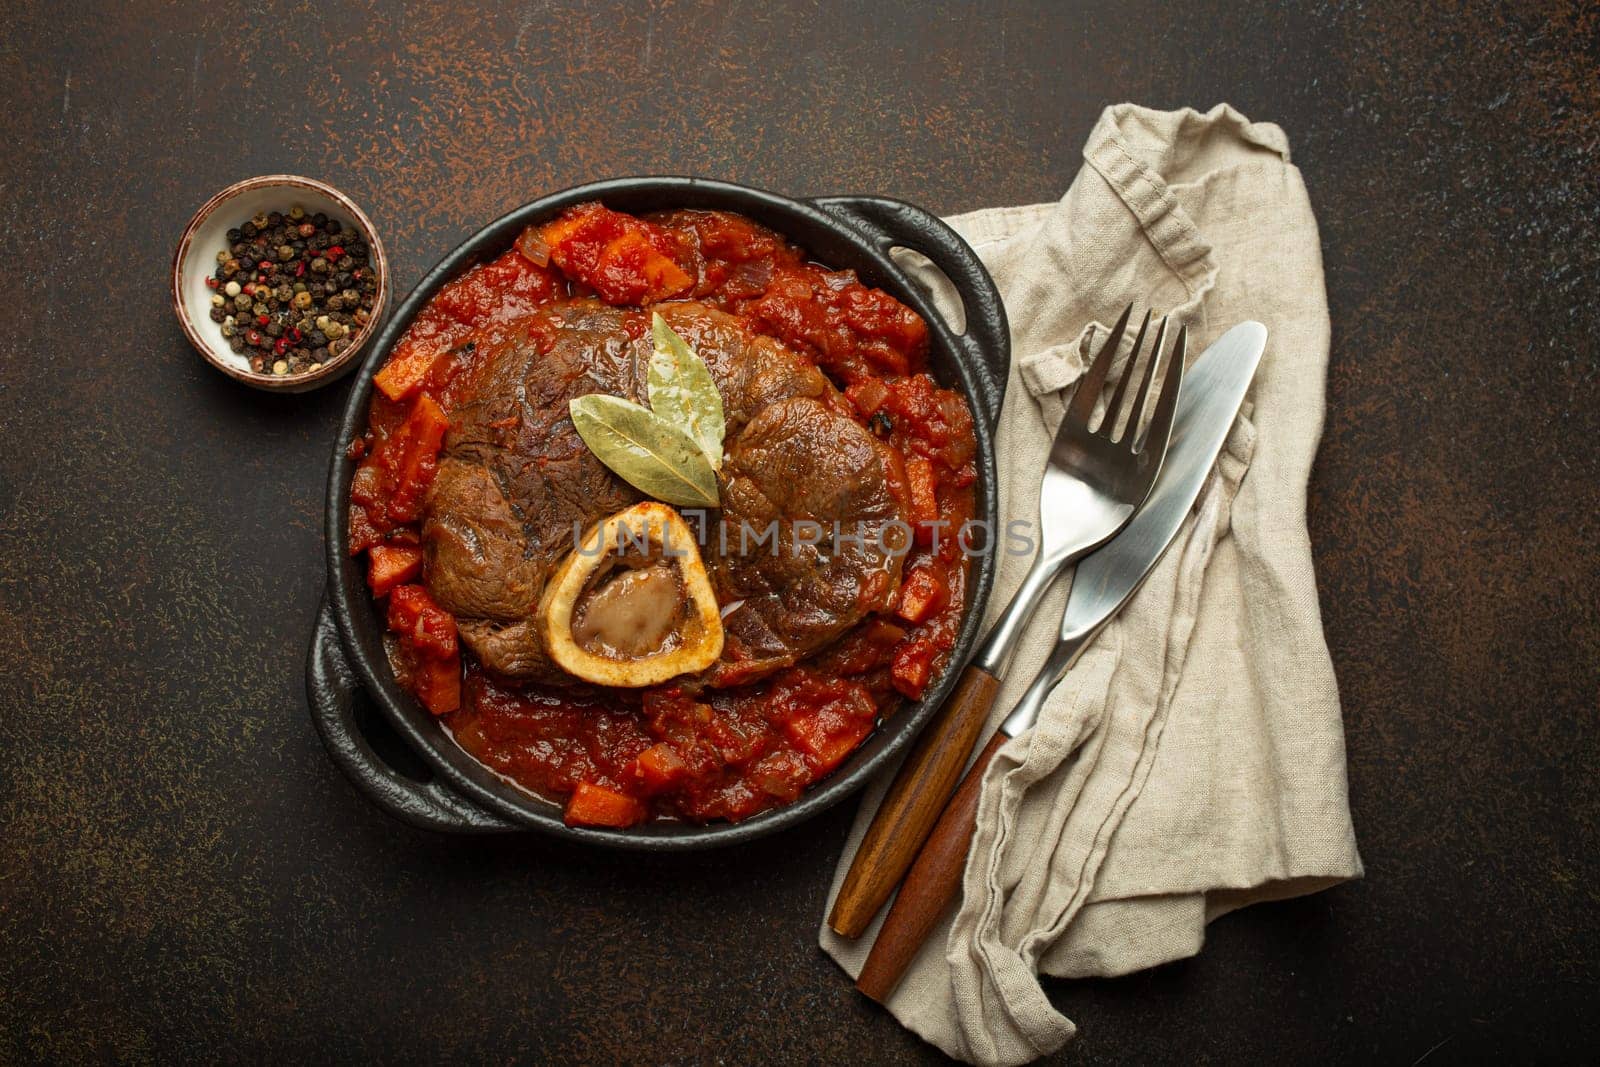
(207, 206, 381, 371)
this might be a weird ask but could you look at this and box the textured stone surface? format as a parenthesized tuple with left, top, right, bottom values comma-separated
(2, 0, 1597, 1062)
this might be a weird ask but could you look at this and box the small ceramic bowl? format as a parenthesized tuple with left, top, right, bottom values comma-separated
(172, 175, 390, 393)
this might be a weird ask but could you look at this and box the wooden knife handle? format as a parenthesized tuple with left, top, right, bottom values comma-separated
(828, 665, 1003, 939)
(855, 729, 1009, 1003)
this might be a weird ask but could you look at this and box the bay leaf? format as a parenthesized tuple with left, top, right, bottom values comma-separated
(569, 393, 720, 508)
(649, 313, 726, 470)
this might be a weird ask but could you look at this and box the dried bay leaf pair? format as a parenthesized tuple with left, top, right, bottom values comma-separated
(569, 314, 727, 508)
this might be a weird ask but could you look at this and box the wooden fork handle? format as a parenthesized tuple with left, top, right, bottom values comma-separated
(855, 729, 1009, 1003)
(828, 665, 1003, 939)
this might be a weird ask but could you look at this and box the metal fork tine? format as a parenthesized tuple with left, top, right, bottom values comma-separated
(1068, 303, 1134, 424)
(1120, 315, 1169, 443)
(1102, 309, 1153, 438)
(1136, 324, 1186, 455)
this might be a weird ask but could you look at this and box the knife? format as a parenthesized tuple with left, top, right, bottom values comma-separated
(853, 320, 1268, 1003)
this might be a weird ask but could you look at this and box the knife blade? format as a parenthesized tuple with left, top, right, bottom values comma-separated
(999, 319, 1267, 736)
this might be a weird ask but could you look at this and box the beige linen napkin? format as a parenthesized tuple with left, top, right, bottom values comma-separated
(821, 103, 1364, 1064)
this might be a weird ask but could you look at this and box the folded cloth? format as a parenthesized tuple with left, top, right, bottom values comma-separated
(820, 103, 1364, 1065)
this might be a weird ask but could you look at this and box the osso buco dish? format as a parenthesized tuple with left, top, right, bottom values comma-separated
(310, 177, 1008, 849)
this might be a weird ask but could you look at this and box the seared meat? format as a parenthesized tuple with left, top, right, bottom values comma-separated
(422, 298, 906, 685)
(424, 301, 642, 682)
(712, 397, 908, 682)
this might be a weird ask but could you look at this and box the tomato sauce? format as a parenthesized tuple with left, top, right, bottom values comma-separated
(350, 204, 978, 827)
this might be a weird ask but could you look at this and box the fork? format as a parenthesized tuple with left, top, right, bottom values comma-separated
(828, 304, 1186, 940)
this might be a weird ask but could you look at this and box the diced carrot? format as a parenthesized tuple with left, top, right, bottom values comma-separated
(904, 456, 940, 545)
(895, 559, 949, 625)
(891, 641, 938, 700)
(412, 607, 459, 660)
(631, 240, 692, 298)
(537, 211, 588, 250)
(386, 584, 457, 657)
(780, 676, 878, 776)
(374, 342, 449, 403)
(411, 653, 461, 715)
(632, 743, 688, 793)
(367, 544, 423, 597)
(539, 203, 692, 305)
(388, 394, 450, 522)
(785, 712, 873, 777)
(373, 352, 424, 402)
(385, 584, 460, 714)
(596, 231, 692, 303)
(565, 781, 647, 828)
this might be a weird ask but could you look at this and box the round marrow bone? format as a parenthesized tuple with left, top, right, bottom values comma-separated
(536, 503, 724, 687)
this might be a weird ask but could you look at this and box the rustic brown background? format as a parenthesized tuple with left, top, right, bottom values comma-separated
(2, 0, 1597, 1063)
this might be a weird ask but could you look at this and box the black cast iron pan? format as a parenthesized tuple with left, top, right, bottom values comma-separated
(307, 177, 1009, 849)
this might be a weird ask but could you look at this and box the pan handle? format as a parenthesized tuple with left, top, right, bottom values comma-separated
(305, 596, 517, 834)
(812, 195, 1010, 429)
